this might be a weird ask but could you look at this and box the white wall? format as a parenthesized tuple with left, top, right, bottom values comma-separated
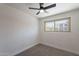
(39, 9, 79, 55)
(0, 4, 39, 56)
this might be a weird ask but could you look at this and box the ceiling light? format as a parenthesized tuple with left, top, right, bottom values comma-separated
(40, 9, 44, 12)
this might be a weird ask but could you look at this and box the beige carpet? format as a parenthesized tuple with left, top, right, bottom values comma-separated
(16, 44, 78, 56)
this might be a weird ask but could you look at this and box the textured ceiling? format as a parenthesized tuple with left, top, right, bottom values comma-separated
(4, 3, 79, 18)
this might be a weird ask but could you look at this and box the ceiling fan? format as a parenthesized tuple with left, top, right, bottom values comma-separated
(29, 3, 56, 15)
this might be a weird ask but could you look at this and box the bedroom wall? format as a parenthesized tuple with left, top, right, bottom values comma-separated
(39, 9, 79, 55)
(0, 4, 39, 55)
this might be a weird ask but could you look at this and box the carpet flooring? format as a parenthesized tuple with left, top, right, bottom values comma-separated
(16, 44, 78, 56)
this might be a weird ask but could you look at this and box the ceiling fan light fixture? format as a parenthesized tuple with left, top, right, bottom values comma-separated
(40, 9, 44, 12)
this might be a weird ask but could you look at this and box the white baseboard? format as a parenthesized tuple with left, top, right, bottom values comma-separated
(12, 42, 39, 56)
(5, 42, 79, 56)
(40, 42, 79, 55)
(0, 42, 39, 56)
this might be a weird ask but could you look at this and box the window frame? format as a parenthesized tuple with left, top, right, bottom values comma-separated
(44, 17, 71, 32)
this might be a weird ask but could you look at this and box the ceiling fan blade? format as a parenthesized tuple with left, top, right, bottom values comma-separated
(44, 3, 56, 10)
(29, 7, 40, 10)
(36, 11, 40, 15)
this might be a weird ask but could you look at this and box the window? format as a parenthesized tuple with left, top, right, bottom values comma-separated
(44, 17, 71, 32)
(45, 21, 54, 32)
